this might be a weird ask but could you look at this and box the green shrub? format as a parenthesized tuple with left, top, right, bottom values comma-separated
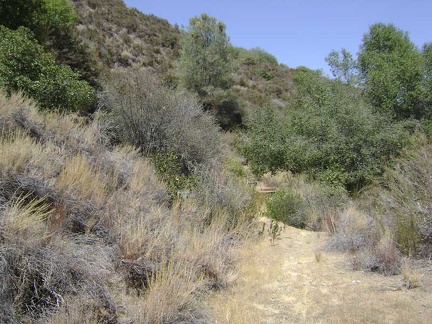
(266, 189, 306, 228)
(259, 69, 275, 81)
(0, 26, 95, 112)
(242, 70, 408, 191)
(152, 151, 196, 198)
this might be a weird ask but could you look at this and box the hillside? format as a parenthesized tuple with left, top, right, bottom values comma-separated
(0, 92, 251, 322)
(72, 0, 181, 75)
(71, 0, 295, 117)
(2, 1, 432, 323)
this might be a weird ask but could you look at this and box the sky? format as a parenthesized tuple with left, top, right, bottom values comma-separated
(124, 0, 432, 75)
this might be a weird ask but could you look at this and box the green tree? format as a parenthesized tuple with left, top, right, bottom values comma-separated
(178, 13, 233, 98)
(242, 69, 408, 191)
(358, 23, 424, 118)
(0, 26, 95, 112)
(0, 0, 99, 86)
(241, 106, 288, 175)
(0, 0, 44, 31)
(325, 48, 359, 86)
(421, 43, 432, 117)
(0, 0, 76, 44)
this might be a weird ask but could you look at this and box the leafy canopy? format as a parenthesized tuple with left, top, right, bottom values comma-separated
(242, 69, 408, 191)
(0, 0, 99, 85)
(178, 13, 233, 96)
(358, 23, 424, 118)
(0, 0, 77, 44)
(0, 26, 95, 112)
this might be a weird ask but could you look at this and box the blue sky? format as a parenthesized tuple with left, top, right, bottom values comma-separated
(124, 0, 432, 75)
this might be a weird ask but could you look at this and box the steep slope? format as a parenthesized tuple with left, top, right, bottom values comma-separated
(71, 0, 295, 113)
(72, 0, 181, 74)
(0, 92, 244, 323)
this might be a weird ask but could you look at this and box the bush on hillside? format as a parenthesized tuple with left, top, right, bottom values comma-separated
(364, 133, 432, 257)
(99, 68, 221, 170)
(266, 189, 307, 228)
(0, 26, 95, 112)
(0, 92, 244, 322)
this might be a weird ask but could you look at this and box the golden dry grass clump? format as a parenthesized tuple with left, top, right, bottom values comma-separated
(0, 92, 251, 323)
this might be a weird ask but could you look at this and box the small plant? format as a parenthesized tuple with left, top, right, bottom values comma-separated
(314, 249, 323, 263)
(152, 151, 195, 198)
(258, 222, 266, 236)
(402, 259, 422, 289)
(268, 220, 283, 245)
(259, 69, 275, 81)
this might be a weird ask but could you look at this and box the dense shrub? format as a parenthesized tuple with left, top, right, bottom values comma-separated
(266, 189, 307, 228)
(358, 23, 424, 119)
(99, 68, 221, 168)
(0, 26, 95, 112)
(265, 174, 347, 229)
(242, 69, 408, 191)
(0, 0, 100, 86)
(364, 133, 432, 257)
(0, 0, 76, 44)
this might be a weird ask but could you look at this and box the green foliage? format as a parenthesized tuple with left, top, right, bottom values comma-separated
(34, 64, 96, 112)
(241, 106, 288, 175)
(178, 13, 234, 96)
(0, 26, 95, 112)
(0, 0, 76, 43)
(421, 43, 432, 117)
(259, 69, 275, 81)
(242, 69, 408, 190)
(0, 0, 100, 86)
(152, 151, 195, 198)
(226, 157, 246, 178)
(267, 220, 283, 245)
(266, 189, 306, 228)
(358, 23, 424, 118)
(325, 48, 358, 85)
(0, 0, 45, 33)
(176, 13, 241, 128)
(238, 47, 278, 66)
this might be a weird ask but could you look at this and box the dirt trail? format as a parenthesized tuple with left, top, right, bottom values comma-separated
(210, 220, 432, 323)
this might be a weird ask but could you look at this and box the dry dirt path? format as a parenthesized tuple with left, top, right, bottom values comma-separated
(209, 220, 432, 323)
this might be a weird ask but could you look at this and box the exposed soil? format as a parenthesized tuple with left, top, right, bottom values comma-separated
(209, 219, 432, 323)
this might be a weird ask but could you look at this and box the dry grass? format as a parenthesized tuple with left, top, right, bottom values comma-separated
(209, 223, 432, 324)
(55, 154, 112, 206)
(140, 260, 207, 323)
(0, 193, 51, 244)
(0, 92, 250, 322)
(402, 259, 423, 289)
(209, 234, 283, 324)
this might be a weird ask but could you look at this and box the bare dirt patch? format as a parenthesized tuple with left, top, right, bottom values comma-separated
(209, 220, 432, 323)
